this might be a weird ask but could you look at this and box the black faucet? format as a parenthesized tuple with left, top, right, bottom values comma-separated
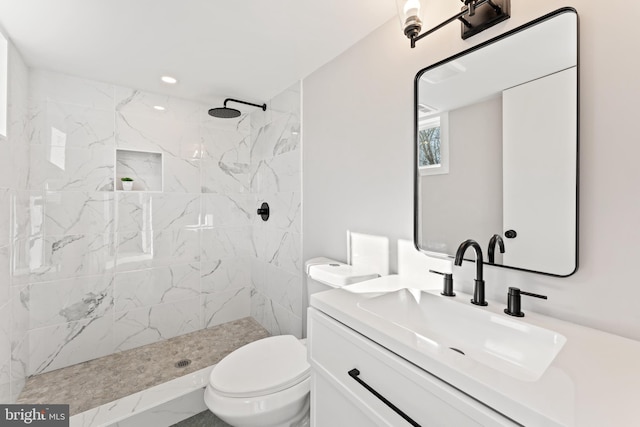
(487, 234, 505, 264)
(454, 239, 487, 306)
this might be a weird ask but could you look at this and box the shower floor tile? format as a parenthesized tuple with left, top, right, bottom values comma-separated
(17, 317, 270, 415)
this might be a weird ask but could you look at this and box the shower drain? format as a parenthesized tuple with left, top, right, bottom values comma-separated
(174, 359, 192, 368)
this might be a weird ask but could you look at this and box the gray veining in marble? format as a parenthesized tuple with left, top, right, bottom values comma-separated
(17, 317, 269, 415)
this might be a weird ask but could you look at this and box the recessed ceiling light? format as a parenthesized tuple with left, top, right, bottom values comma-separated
(161, 76, 177, 84)
(153, 105, 166, 111)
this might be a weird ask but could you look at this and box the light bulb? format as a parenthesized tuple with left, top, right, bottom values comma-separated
(396, 0, 423, 39)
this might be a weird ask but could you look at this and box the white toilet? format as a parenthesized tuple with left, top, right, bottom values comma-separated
(204, 258, 380, 427)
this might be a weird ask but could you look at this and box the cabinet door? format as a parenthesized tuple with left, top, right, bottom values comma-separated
(312, 372, 389, 427)
(309, 308, 518, 427)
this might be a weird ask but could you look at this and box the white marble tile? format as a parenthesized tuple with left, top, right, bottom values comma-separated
(0, 301, 11, 402)
(163, 156, 200, 193)
(44, 191, 115, 235)
(201, 155, 250, 194)
(117, 193, 200, 233)
(15, 233, 115, 283)
(9, 288, 28, 396)
(265, 264, 303, 318)
(9, 286, 28, 401)
(115, 149, 163, 192)
(200, 257, 251, 294)
(113, 297, 201, 352)
(201, 124, 250, 163)
(115, 228, 200, 272)
(201, 193, 255, 227)
(111, 387, 207, 427)
(114, 263, 200, 312)
(250, 258, 268, 296)
(202, 287, 250, 328)
(11, 286, 29, 344)
(7, 45, 30, 146)
(263, 229, 301, 275)
(0, 245, 10, 308)
(29, 145, 114, 192)
(70, 366, 212, 427)
(250, 290, 301, 338)
(257, 192, 301, 232)
(115, 87, 204, 124)
(29, 315, 114, 375)
(30, 100, 115, 149)
(0, 189, 11, 247)
(115, 193, 152, 232)
(9, 142, 31, 191)
(10, 335, 28, 399)
(250, 150, 301, 194)
(251, 111, 299, 162)
(249, 105, 272, 131)
(0, 142, 12, 189)
(117, 192, 201, 234)
(115, 110, 201, 159)
(13, 191, 45, 240)
(30, 70, 115, 111)
(28, 275, 114, 329)
(200, 227, 253, 261)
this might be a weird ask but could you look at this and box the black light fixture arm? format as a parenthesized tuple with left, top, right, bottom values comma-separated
(409, 0, 508, 48)
(223, 98, 266, 111)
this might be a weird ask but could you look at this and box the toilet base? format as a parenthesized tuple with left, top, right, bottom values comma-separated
(204, 378, 310, 427)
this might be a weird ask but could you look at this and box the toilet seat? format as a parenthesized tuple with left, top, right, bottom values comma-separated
(208, 335, 310, 398)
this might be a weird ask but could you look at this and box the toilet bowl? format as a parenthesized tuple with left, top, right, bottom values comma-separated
(204, 335, 310, 427)
(204, 258, 380, 427)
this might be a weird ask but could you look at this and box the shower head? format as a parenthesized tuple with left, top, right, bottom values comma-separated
(208, 98, 267, 119)
(208, 106, 241, 118)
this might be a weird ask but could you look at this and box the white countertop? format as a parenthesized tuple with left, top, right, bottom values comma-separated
(310, 275, 640, 426)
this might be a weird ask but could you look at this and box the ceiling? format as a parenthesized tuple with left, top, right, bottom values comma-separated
(0, 0, 396, 105)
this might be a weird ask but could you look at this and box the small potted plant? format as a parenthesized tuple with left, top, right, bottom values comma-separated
(121, 177, 134, 191)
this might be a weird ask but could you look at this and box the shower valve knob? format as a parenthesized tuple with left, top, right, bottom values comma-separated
(257, 202, 270, 221)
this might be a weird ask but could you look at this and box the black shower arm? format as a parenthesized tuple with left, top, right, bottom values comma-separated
(223, 98, 266, 111)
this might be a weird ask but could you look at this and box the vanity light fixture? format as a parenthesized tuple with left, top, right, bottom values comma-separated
(161, 75, 178, 84)
(396, 0, 510, 48)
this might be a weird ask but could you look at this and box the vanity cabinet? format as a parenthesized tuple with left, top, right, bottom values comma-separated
(308, 308, 517, 427)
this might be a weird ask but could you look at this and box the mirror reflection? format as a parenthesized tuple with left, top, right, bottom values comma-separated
(415, 9, 578, 276)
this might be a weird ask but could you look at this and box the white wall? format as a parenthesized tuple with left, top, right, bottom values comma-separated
(303, 0, 640, 341)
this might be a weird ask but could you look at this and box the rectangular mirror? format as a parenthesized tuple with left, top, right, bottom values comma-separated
(414, 8, 578, 276)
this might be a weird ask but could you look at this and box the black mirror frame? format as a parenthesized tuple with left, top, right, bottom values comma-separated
(413, 7, 579, 278)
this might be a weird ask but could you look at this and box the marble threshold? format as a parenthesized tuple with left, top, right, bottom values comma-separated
(18, 317, 270, 422)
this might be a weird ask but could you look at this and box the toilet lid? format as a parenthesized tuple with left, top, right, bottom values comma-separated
(209, 335, 310, 398)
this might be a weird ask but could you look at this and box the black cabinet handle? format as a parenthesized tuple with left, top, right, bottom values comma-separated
(348, 369, 421, 427)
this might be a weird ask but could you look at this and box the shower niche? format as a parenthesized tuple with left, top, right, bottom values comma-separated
(115, 149, 163, 192)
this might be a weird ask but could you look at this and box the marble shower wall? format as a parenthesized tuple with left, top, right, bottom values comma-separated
(16, 69, 253, 376)
(249, 83, 303, 337)
(0, 43, 31, 402)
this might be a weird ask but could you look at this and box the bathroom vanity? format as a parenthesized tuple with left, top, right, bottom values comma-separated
(308, 275, 640, 426)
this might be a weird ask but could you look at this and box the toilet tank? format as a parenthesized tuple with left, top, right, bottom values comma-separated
(305, 257, 380, 298)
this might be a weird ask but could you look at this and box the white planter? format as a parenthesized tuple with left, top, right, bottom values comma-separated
(122, 181, 134, 191)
